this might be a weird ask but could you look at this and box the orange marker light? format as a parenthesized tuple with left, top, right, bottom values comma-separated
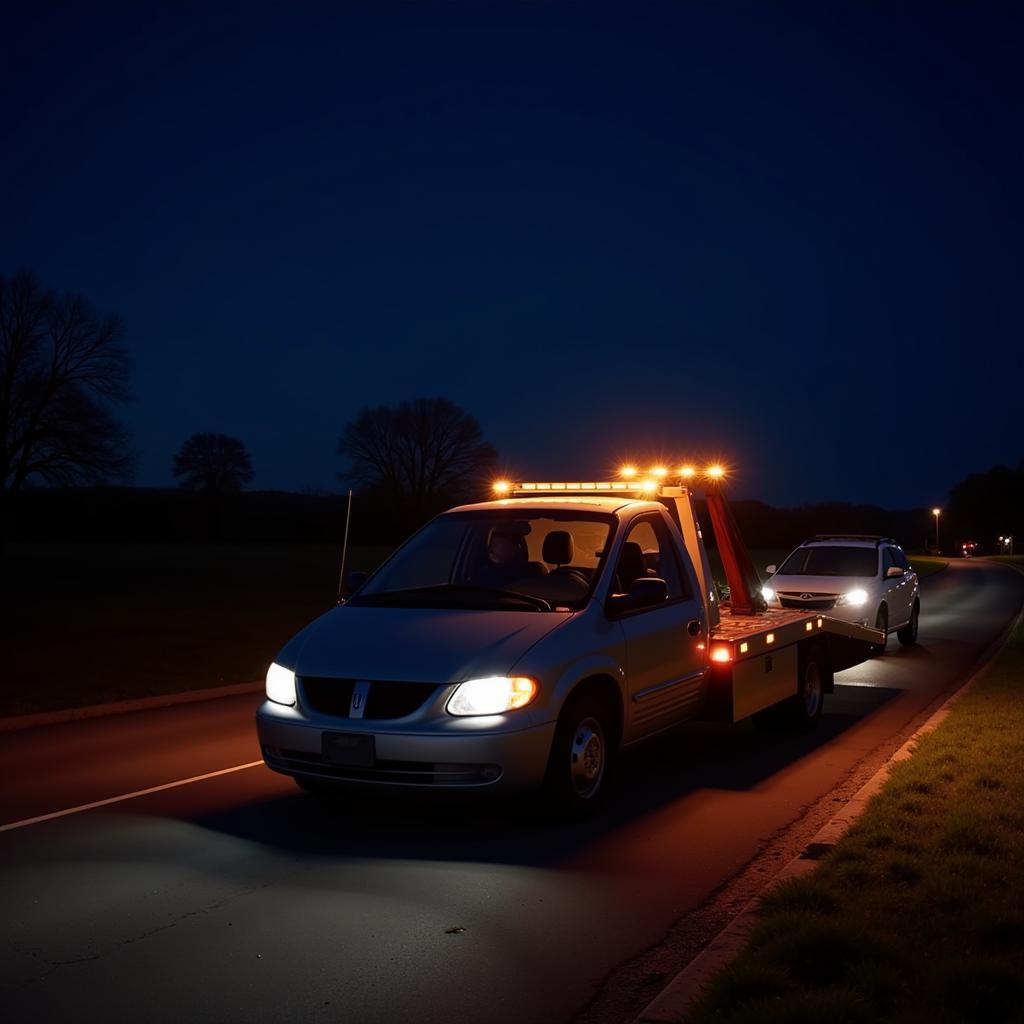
(619, 464, 638, 479)
(639, 478, 658, 494)
(651, 465, 669, 478)
(710, 646, 732, 663)
(679, 465, 696, 479)
(706, 464, 726, 480)
(493, 480, 511, 495)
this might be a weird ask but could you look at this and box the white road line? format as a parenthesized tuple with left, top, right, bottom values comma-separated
(0, 760, 265, 834)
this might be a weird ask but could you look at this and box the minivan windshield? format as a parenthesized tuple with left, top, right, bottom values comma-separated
(350, 510, 616, 611)
(778, 545, 878, 578)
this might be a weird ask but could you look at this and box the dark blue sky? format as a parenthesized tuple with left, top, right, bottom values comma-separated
(3, 1, 1020, 507)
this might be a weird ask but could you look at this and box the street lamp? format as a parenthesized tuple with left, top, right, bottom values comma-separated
(932, 508, 941, 550)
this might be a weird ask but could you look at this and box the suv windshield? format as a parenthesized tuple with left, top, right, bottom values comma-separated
(350, 509, 615, 611)
(778, 545, 878, 577)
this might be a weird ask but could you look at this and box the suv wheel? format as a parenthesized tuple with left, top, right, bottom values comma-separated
(897, 600, 920, 646)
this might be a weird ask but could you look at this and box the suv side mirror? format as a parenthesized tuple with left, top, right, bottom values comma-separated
(765, 564, 777, 576)
(607, 577, 669, 615)
(885, 565, 905, 579)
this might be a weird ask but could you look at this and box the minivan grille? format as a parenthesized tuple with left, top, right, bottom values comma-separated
(299, 677, 439, 720)
(778, 592, 837, 610)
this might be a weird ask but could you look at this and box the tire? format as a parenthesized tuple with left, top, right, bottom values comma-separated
(870, 604, 888, 656)
(752, 644, 826, 733)
(897, 600, 920, 646)
(544, 693, 614, 816)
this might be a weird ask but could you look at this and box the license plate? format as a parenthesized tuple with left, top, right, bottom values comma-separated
(323, 732, 375, 768)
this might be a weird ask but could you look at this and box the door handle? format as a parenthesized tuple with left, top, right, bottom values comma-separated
(687, 619, 702, 637)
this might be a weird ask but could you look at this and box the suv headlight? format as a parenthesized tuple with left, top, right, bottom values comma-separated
(266, 662, 296, 706)
(447, 676, 538, 716)
(836, 588, 869, 607)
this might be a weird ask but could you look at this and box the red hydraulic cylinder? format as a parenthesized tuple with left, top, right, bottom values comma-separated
(704, 484, 767, 615)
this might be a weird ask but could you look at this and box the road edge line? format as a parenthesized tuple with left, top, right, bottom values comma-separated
(0, 761, 266, 833)
(0, 681, 264, 734)
(634, 565, 1024, 1024)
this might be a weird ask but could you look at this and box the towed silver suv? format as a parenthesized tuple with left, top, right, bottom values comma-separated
(761, 535, 919, 650)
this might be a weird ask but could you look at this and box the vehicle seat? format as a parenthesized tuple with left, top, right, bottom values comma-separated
(543, 531, 575, 569)
(616, 542, 647, 591)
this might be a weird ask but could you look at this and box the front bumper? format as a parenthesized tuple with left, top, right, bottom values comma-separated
(256, 701, 557, 792)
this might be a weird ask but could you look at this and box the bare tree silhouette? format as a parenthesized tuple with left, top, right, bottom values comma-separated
(0, 270, 133, 541)
(172, 432, 254, 494)
(338, 397, 497, 520)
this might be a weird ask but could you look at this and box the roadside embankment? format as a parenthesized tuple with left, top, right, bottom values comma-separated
(680, 614, 1024, 1024)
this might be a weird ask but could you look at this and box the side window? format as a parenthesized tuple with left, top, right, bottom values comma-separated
(891, 547, 910, 571)
(615, 515, 689, 599)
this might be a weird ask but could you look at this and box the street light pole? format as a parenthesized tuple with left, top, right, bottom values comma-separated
(932, 508, 941, 551)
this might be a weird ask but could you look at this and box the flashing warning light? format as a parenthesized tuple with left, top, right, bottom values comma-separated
(493, 480, 511, 495)
(679, 465, 696, 479)
(706, 464, 726, 480)
(639, 478, 659, 494)
(619, 464, 638, 479)
(710, 646, 733, 663)
(651, 465, 669, 478)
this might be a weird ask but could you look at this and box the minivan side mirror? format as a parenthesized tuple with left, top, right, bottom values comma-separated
(885, 565, 905, 578)
(607, 577, 669, 615)
(765, 564, 777, 576)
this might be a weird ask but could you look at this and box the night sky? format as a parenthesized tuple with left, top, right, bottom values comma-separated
(2, 1, 1020, 508)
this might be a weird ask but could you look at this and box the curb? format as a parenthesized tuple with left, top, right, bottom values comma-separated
(0, 681, 264, 734)
(635, 573, 1024, 1024)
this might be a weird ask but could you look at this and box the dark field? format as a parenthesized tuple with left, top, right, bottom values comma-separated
(2, 542, 392, 716)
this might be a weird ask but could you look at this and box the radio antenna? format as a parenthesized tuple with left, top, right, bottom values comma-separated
(336, 488, 353, 604)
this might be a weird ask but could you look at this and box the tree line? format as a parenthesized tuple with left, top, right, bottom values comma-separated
(2, 269, 1020, 550)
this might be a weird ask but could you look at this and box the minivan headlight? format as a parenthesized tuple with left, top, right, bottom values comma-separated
(837, 588, 869, 607)
(447, 676, 538, 716)
(266, 662, 297, 706)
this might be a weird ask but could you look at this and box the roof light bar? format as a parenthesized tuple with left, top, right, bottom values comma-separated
(493, 460, 732, 496)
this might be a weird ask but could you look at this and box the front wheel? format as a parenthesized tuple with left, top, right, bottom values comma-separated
(544, 694, 614, 816)
(897, 600, 920, 645)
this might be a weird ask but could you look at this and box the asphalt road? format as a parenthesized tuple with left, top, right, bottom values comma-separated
(2, 560, 1021, 1024)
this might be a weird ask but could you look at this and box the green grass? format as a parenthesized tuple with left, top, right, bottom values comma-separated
(0, 542, 392, 716)
(906, 555, 949, 578)
(683, 620, 1024, 1024)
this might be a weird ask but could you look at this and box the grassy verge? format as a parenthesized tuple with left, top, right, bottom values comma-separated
(684, 618, 1024, 1024)
(1, 542, 392, 717)
(906, 554, 949, 578)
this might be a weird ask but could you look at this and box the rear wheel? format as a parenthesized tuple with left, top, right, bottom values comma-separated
(897, 600, 920, 646)
(544, 693, 614, 816)
(871, 605, 888, 655)
(753, 644, 825, 732)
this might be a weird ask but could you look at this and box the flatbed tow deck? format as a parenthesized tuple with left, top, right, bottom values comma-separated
(705, 606, 882, 723)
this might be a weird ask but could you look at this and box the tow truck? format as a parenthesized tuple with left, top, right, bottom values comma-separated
(256, 464, 882, 813)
